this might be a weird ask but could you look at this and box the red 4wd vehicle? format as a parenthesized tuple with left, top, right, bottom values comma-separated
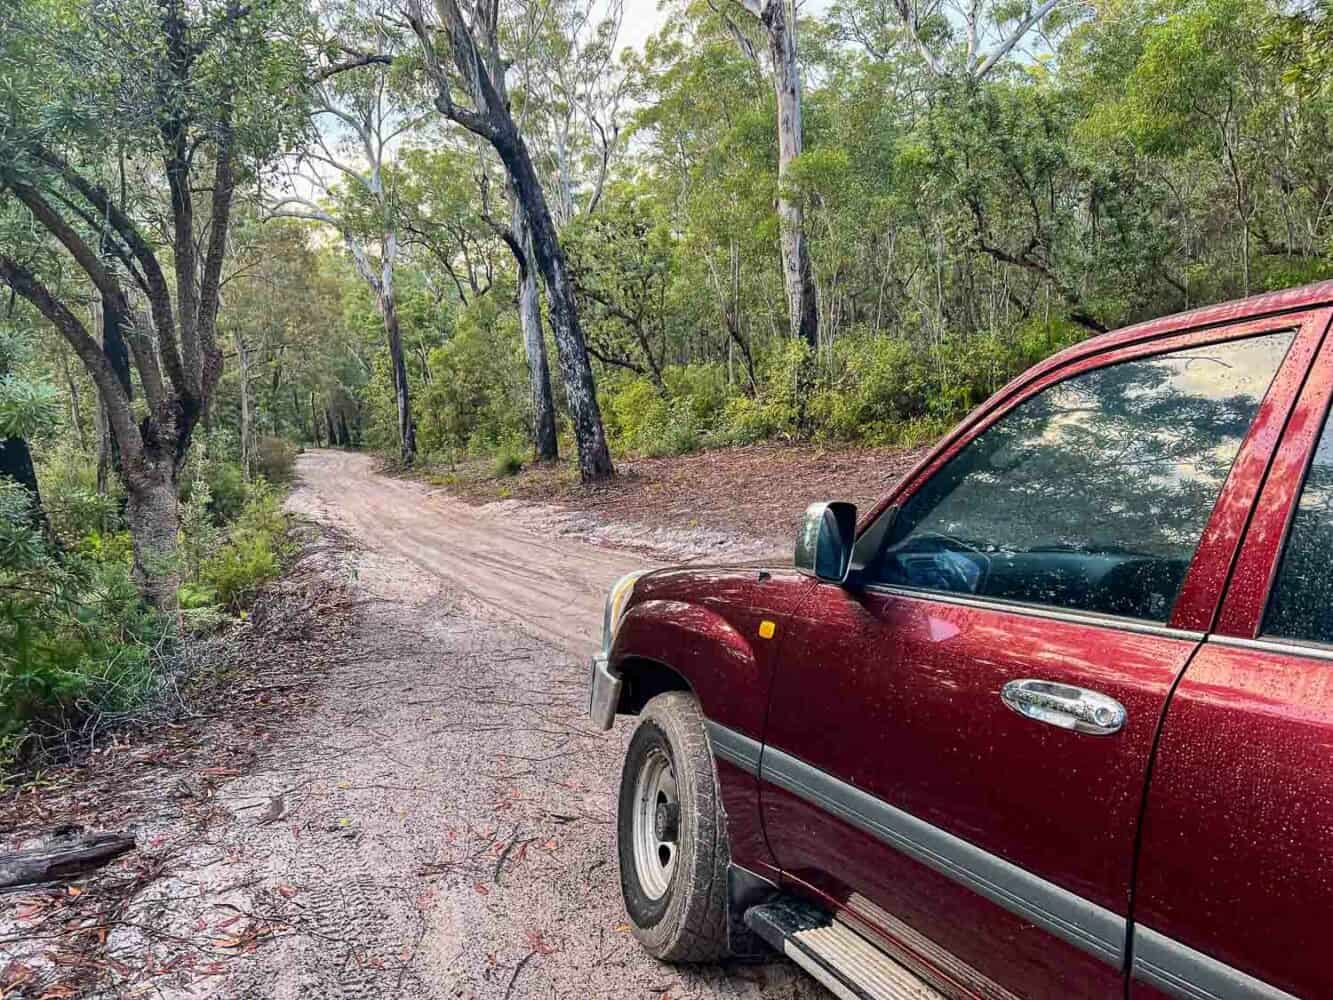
(589, 283, 1333, 1000)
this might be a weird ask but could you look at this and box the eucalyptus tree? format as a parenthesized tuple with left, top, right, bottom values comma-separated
(0, 0, 309, 606)
(403, 0, 615, 481)
(490, 0, 631, 461)
(1073, 0, 1333, 299)
(397, 144, 560, 461)
(859, 0, 1078, 78)
(269, 8, 424, 465)
(712, 0, 819, 350)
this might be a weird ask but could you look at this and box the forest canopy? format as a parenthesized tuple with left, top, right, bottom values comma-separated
(0, 0, 1329, 765)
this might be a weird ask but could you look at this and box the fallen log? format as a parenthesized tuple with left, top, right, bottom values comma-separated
(0, 831, 135, 890)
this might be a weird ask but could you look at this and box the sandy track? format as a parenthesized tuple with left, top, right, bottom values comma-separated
(294, 450, 651, 654)
(187, 451, 825, 999)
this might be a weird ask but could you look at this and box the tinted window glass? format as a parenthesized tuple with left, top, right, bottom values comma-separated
(1265, 413, 1333, 644)
(868, 331, 1293, 621)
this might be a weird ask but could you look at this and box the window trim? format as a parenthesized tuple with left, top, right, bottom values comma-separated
(856, 310, 1332, 632)
(1258, 395, 1333, 646)
(1215, 310, 1333, 639)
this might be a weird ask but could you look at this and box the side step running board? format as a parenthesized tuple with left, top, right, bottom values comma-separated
(745, 898, 945, 1000)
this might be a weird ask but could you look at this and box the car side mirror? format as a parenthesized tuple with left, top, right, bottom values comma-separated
(795, 502, 857, 583)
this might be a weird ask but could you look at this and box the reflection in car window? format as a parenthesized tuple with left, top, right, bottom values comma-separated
(868, 331, 1293, 622)
(1266, 413, 1333, 645)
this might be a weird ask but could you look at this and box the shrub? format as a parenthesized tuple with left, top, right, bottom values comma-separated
(39, 444, 123, 545)
(199, 483, 289, 611)
(205, 460, 248, 523)
(256, 436, 298, 483)
(0, 482, 169, 770)
(493, 446, 525, 477)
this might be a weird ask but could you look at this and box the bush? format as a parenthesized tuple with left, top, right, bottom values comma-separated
(39, 444, 123, 546)
(256, 436, 298, 483)
(493, 446, 525, 477)
(205, 460, 248, 523)
(0, 482, 169, 770)
(605, 376, 707, 457)
(199, 483, 290, 611)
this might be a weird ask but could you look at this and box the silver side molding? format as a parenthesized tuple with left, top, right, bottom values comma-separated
(1133, 925, 1302, 1000)
(705, 721, 762, 776)
(703, 722, 1300, 1000)
(759, 744, 1125, 966)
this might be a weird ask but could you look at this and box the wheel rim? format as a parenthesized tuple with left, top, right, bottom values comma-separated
(632, 747, 679, 901)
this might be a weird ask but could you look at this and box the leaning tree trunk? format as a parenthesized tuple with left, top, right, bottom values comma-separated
(513, 200, 559, 462)
(495, 128, 612, 481)
(764, 0, 818, 350)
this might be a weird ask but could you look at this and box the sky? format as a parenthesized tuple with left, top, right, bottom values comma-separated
(619, 0, 672, 51)
(615, 0, 833, 53)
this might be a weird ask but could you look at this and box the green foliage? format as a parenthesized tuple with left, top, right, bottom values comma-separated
(493, 447, 525, 477)
(0, 373, 59, 440)
(206, 461, 249, 524)
(256, 436, 298, 483)
(0, 481, 169, 770)
(199, 483, 290, 612)
(3, 439, 293, 769)
(40, 444, 121, 546)
(416, 295, 530, 461)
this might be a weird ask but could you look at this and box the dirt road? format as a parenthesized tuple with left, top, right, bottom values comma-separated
(166, 450, 822, 998)
(296, 450, 653, 653)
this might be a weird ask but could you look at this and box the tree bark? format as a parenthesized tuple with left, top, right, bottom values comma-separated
(764, 0, 818, 350)
(311, 390, 323, 447)
(235, 328, 253, 480)
(59, 348, 88, 452)
(0, 436, 45, 531)
(381, 282, 417, 466)
(124, 464, 179, 610)
(406, 0, 612, 481)
(513, 200, 559, 462)
(495, 129, 612, 480)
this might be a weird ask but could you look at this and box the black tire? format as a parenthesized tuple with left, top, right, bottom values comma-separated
(616, 691, 731, 961)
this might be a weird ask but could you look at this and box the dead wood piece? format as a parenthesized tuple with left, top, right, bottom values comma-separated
(0, 831, 135, 890)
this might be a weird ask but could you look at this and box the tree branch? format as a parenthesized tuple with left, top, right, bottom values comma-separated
(311, 51, 394, 83)
(0, 256, 143, 467)
(974, 0, 1060, 79)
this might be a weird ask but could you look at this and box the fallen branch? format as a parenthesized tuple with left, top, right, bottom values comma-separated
(0, 831, 135, 890)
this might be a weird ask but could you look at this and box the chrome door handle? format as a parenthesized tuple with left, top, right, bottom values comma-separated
(1001, 679, 1126, 736)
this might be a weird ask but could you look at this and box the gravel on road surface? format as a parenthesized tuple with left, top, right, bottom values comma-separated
(211, 449, 826, 998)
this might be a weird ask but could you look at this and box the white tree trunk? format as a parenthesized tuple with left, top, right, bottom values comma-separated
(514, 201, 559, 461)
(762, 0, 818, 348)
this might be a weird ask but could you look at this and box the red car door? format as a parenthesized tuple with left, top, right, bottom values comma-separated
(759, 309, 1331, 999)
(1130, 317, 1333, 1000)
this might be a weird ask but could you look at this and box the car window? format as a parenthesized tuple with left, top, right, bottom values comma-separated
(1265, 409, 1333, 645)
(866, 331, 1294, 622)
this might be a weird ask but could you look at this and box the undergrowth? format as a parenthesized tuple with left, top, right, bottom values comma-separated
(403, 321, 1085, 478)
(1, 448, 296, 777)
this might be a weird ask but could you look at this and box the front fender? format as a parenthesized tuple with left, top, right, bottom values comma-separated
(610, 598, 771, 740)
(610, 597, 781, 880)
